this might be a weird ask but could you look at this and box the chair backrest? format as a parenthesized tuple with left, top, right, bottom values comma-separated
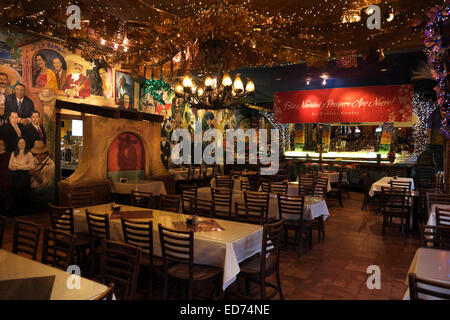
(159, 194, 181, 213)
(244, 191, 269, 216)
(269, 181, 288, 194)
(121, 218, 154, 267)
(277, 194, 305, 220)
(0, 216, 6, 249)
(260, 181, 270, 193)
(211, 188, 233, 219)
(389, 180, 412, 192)
(339, 170, 349, 185)
(158, 224, 194, 278)
(130, 190, 153, 209)
(234, 203, 266, 225)
(100, 239, 141, 300)
(94, 283, 115, 300)
(215, 175, 233, 189)
(189, 197, 213, 217)
(312, 185, 327, 199)
(67, 192, 94, 208)
(12, 219, 42, 260)
(187, 166, 196, 181)
(241, 178, 259, 192)
(48, 203, 75, 235)
(299, 176, 315, 196)
(85, 210, 110, 240)
(260, 218, 285, 277)
(42, 228, 75, 269)
(181, 187, 198, 214)
(408, 272, 450, 300)
(193, 166, 202, 180)
(427, 192, 450, 212)
(419, 224, 450, 249)
(436, 207, 450, 226)
(381, 186, 410, 210)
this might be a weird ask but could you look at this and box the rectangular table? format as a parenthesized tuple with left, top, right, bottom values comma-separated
(73, 203, 263, 290)
(0, 249, 107, 300)
(369, 177, 415, 197)
(197, 187, 330, 221)
(403, 248, 450, 300)
(111, 180, 167, 195)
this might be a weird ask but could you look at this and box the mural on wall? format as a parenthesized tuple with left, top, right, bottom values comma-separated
(107, 132, 145, 181)
(115, 70, 134, 109)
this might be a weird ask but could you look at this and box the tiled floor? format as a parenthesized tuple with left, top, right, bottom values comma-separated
(1, 192, 419, 300)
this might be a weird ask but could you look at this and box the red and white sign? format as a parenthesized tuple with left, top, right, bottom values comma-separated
(274, 84, 414, 123)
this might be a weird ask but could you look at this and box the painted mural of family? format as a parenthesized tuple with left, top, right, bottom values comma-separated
(0, 80, 54, 216)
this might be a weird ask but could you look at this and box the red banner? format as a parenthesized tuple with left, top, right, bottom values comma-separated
(274, 84, 414, 123)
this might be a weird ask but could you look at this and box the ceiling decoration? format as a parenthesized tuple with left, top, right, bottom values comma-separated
(0, 0, 443, 75)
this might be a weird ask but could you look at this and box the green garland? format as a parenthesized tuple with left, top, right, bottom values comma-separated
(140, 77, 173, 105)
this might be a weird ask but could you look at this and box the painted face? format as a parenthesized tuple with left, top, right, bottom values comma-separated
(53, 58, 62, 72)
(36, 55, 45, 68)
(0, 140, 5, 153)
(99, 68, 107, 80)
(120, 77, 125, 86)
(31, 112, 40, 125)
(124, 95, 130, 106)
(74, 63, 83, 74)
(17, 138, 26, 151)
(9, 112, 18, 125)
(15, 85, 25, 99)
(0, 75, 7, 88)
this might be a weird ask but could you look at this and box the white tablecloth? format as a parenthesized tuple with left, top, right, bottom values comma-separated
(427, 204, 450, 227)
(73, 204, 263, 290)
(403, 248, 450, 300)
(369, 177, 415, 197)
(169, 167, 214, 181)
(0, 249, 108, 300)
(111, 180, 167, 195)
(197, 187, 330, 221)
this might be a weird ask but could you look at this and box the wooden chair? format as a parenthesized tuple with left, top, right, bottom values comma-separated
(269, 181, 288, 194)
(381, 187, 411, 234)
(415, 166, 435, 189)
(327, 175, 344, 207)
(426, 192, 450, 212)
(298, 176, 315, 196)
(339, 170, 350, 199)
(188, 197, 214, 217)
(236, 218, 285, 300)
(67, 191, 94, 208)
(0, 215, 6, 248)
(85, 210, 110, 273)
(158, 224, 222, 300)
(48, 203, 91, 265)
(181, 187, 198, 215)
(277, 194, 313, 257)
(215, 175, 233, 189)
(260, 182, 270, 193)
(420, 224, 450, 249)
(417, 188, 443, 224)
(99, 239, 141, 300)
(408, 272, 450, 300)
(241, 178, 259, 192)
(211, 188, 233, 220)
(159, 194, 181, 213)
(314, 177, 328, 199)
(244, 191, 270, 223)
(121, 218, 164, 299)
(12, 219, 42, 260)
(436, 207, 450, 226)
(234, 203, 266, 225)
(177, 166, 197, 189)
(94, 283, 115, 300)
(389, 180, 412, 192)
(130, 190, 153, 209)
(42, 228, 75, 270)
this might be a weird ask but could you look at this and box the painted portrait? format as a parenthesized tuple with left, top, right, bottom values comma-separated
(87, 59, 113, 98)
(62, 54, 91, 98)
(32, 49, 65, 92)
(115, 70, 134, 105)
(107, 132, 145, 181)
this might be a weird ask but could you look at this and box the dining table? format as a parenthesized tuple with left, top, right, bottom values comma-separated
(111, 180, 167, 195)
(0, 249, 108, 300)
(427, 204, 450, 227)
(403, 247, 450, 300)
(368, 177, 415, 197)
(72, 203, 263, 290)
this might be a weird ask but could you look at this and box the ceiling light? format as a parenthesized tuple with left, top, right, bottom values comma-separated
(387, 12, 394, 22)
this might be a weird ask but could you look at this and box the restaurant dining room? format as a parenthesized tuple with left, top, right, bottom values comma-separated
(0, 0, 449, 310)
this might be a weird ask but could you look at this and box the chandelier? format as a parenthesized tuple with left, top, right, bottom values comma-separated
(174, 70, 255, 110)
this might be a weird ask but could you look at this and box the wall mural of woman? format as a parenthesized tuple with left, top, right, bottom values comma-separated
(32, 51, 59, 92)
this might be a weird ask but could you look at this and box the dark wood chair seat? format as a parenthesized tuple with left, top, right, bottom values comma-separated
(168, 263, 222, 281)
(239, 255, 277, 275)
(284, 219, 314, 231)
(140, 252, 164, 268)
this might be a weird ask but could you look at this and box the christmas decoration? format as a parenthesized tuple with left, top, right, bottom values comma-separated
(424, 2, 450, 139)
(258, 110, 290, 153)
(387, 150, 396, 163)
(412, 93, 438, 155)
(140, 77, 173, 105)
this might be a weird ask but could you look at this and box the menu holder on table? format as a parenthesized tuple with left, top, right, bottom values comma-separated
(172, 219, 226, 232)
(0, 276, 55, 300)
(110, 210, 153, 220)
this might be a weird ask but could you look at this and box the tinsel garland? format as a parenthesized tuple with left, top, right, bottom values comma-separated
(424, 2, 450, 139)
(140, 77, 173, 105)
(258, 110, 290, 153)
(412, 94, 438, 155)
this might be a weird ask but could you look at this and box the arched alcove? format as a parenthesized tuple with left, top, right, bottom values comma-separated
(107, 132, 145, 181)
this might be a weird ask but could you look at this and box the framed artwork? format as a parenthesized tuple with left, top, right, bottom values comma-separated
(115, 70, 134, 108)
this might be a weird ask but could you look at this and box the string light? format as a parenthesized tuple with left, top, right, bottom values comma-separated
(412, 94, 438, 155)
